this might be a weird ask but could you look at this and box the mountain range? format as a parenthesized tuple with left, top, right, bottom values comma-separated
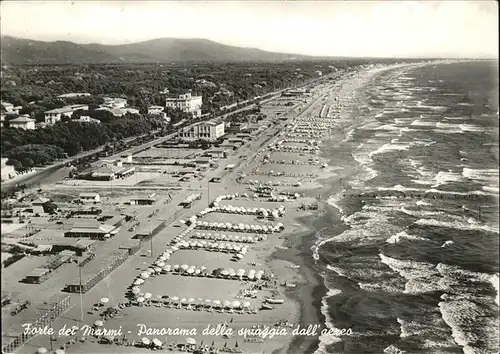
(1, 36, 314, 65)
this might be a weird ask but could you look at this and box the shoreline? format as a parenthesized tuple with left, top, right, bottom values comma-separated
(271, 63, 419, 354)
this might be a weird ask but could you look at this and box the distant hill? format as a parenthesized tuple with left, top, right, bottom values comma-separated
(0, 36, 313, 64)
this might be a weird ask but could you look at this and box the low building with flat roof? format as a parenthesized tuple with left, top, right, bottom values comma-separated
(64, 220, 118, 240)
(178, 120, 225, 142)
(79, 192, 100, 203)
(23, 268, 50, 284)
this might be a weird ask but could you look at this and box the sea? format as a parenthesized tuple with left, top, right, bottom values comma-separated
(314, 61, 499, 354)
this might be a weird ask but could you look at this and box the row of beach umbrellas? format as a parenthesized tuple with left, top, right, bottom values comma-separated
(194, 221, 284, 233)
(191, 232, 266, 243)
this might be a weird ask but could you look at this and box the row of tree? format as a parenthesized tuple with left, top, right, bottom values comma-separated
(2, 114, 168, 171)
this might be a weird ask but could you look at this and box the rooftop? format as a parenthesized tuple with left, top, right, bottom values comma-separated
(10, 116, 35, 123)
(26, 268, 50, 277)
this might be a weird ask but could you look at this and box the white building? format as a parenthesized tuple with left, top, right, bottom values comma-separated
(57, 93, 91, 98)
(1, 101, 14, 112)
(165, 92, 202, 118)
(148, 105, 165, 115)
(1, 101, 22, 115)
(74, 116, 101, 124)
(96, 107, 139, 117)
(44, 104, 89, 125)
(102, 97, 128, 109)
(178, 120, 225, 142)
(9, 115, 36, 130)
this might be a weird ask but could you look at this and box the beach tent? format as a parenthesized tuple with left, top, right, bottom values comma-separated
(134, 279, 144, 285)
(137, 297, 145, 303)
(171, 296, 179, 302)
(186, 338, 197, 345)
(181, 298, 187, 303)
(144, 293, 152, 299)
(212, 300, 221, 307)
(142, 338, 151, 346)
(54, 350, 65, 354)
(132, 287, 141, 294)
(94, 320, 104, 327)
(243, 301, 251, 308)
(36, 348, 48, 354)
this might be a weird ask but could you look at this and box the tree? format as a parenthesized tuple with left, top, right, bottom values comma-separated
(20, 157, 34, 168)
(6, 159, 22, 170)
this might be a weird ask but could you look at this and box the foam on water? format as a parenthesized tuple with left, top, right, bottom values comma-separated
(414, 218, 499, 234)
(411, 119, 437, 127)
(386, 230, 428, 244)
(433, 171, 466, 187)
(369, 143, 412, 157)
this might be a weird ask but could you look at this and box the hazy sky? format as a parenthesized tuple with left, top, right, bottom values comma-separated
(1, 1, 498, 58)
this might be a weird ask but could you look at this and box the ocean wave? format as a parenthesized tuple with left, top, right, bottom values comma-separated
(489, 274, 499, 306)
(462, 168, 499, 183)
(327, 192, 345, 215)
(369, 143, 411, 157)
(432, 171, 466, 187)
(413, 218, 499, 234)
(379, 253, 443, 294)
(411, 119, 437, 127)
(386, 231, 428, 244)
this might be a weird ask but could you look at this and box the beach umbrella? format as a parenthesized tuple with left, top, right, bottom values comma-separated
(94, 320, 104, 327)
(186, 337, 196, 345)
(54, 350, 65, 354)
(171, 296, 179, 302)
(100, 297, 109, 305)
(188, 298, 195, 303)
(195, 269, 201, 275)
(187, 268, 195, 274)
(137, 297, 145, 303)
(200, 266, 207, 271)
(180, 264, 189, 271)
(223, 300, 231, 308)
(232, 301, 241, 308)
(144, 293, 152, 299)
(243, 301, 251, 308)
(236, 254, 244, 259)
(237, 269, 245, 277)
(153, 338, 162, 347)
(132, 287, 141, 294)
(36, 348, 48, 354)
(212, 300, 221, 307)
(221, 270, 229, 276)
(228, 269, 236, 277)
(154, 267, 162, 273)
(181, 298, 187, 303)
(163, 265, 171, 271)
(134, 279, 144, 285)
(142, 338, 151, 346)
